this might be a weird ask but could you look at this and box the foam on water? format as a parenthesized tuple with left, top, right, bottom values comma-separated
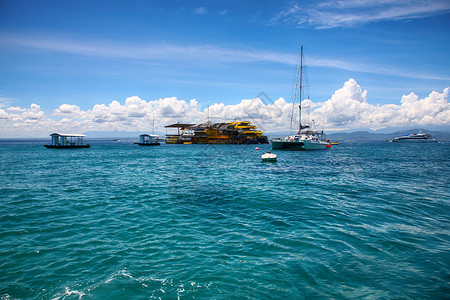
(0, 140, 449, 299)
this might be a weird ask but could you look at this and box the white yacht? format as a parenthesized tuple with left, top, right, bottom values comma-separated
(393, 132, 438, 143)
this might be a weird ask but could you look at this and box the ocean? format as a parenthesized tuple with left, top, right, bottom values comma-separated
(0, 140, 449, 299)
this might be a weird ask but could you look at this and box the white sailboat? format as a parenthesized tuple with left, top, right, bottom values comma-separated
(271, 46, 331, 150)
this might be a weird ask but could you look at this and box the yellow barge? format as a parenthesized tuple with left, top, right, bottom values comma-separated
(165, 121, 268, 144)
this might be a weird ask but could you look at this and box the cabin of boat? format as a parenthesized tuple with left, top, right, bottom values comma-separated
(137, 134, 160, 146)
(44, 133, 91, 149)
(164, 123, 196, 144)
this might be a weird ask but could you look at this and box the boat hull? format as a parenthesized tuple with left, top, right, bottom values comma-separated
(44, 145, 91, 149)
(262, 157, 277, 162)
(271, 139, 330, 150)
(393, 139, 438, 143)
(137, 143, 161, 146)
(302, 140, 331, 150)
(271, 140, 304, 150)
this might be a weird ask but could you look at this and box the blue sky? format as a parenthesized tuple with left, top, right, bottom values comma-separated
(0, 0, 449, 136)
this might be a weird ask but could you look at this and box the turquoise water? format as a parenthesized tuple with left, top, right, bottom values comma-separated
(0, 140, 449, 299)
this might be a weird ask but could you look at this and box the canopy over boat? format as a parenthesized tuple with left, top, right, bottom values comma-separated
(139, 134, 159, 137)
(50, 133, 86, 137)
(164, 123, 196, 129)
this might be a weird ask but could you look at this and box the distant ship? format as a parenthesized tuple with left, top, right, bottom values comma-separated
(392, 132, 438, 143)
(271, 46, 331, 150)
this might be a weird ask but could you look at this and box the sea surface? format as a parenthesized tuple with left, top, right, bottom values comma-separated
(0, 140, 449, 299)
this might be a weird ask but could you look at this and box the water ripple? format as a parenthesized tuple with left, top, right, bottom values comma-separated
(0, 141, 448, 299)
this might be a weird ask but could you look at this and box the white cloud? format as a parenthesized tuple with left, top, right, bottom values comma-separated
(0, 34, 298, 65)
(6, 106, 26, 112)
(54, 104, 80, 114)
(0, 80, 448, 137)
(311, 79, 450, 130)
(312, 79, 371, 127)
(273, 0, 450, 29)
(22, 103, 45, 120)
(195, 7, 208, 15)
(0, 108, 10, 119)
(53, 104, 88, 119)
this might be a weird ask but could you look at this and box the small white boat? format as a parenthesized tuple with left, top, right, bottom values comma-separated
(262, 151, 277, 162)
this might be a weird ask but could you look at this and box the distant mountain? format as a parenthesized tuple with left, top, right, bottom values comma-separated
(83, 128, 450, 142)
(328, 129, 450, 142)
(85, 131, 164, 138)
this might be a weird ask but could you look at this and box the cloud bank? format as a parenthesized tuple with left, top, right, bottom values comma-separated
(0, 79, 448, 138)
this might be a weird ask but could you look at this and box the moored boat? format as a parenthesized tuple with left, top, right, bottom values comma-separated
(270, 46, 330, 151)
(44, 133, 91, 149)
(261, 151, 277, 162)
(137, 134, 160, 146)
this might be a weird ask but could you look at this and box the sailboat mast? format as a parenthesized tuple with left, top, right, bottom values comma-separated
(298, 46, 303, 134)
(291, 46, 303, 135)
(152, 116, 155, 134)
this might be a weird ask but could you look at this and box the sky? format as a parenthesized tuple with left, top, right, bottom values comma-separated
(0, 0, 449, 137)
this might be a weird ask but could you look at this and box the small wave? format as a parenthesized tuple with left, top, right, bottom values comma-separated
(105, 268, 133, 284)
(51, 287, 87, 300)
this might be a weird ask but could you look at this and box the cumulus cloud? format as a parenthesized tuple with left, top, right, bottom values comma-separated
(0, 108, 10, 119)
(54, 104, 81, 114)
(312, 79, 370, 127)
(21, 103, 45, 120)
(53, 103, 88, 119)
(311, 79, 450, 130)
(0, 79, 449, 138)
